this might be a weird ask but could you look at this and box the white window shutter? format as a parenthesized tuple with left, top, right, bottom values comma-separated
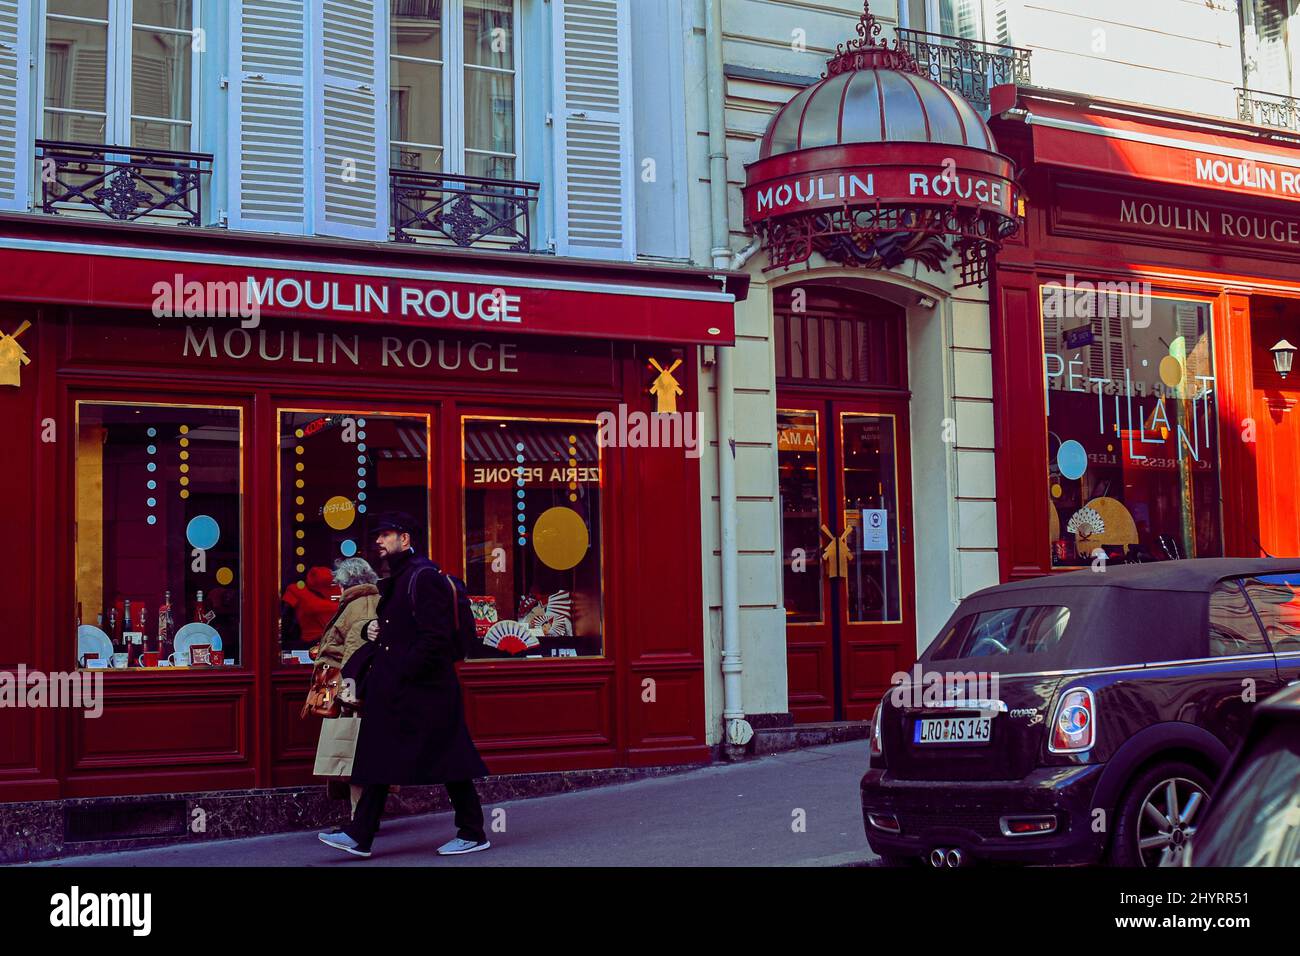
(552, 0, 635, 260)
(228, 0, 309, 233)
(312, 0, 387, 240)
(0, 0, 31, 212)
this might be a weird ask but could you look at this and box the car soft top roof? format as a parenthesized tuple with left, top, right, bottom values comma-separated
(966, 558, 1300, 598)
(922, 558, 1300, 671)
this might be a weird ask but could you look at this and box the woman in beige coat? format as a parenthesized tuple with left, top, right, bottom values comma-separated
(311, 557, 381, 816)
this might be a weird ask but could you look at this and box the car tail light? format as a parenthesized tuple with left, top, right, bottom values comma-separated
(999, 814, 1058, 837)
(867, 812, 900, 833)
(1048, 687, 1095, 753)
(870, 703, 883, 758)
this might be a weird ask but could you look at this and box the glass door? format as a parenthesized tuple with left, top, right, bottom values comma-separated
(778, 397, 915, 722)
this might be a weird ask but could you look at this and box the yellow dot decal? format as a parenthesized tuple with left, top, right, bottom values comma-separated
(296, 563, 305, 574)
(179, 451, 189, 461)
(569, 494, 577, 502)
(295, 462, 304, 472)
(296, 546, 305, 556)
(295, 429, 304, 439)
(216, 567, 234, 586)
(179, 425, 189, 435)
(568, 481, 577, 490)
(295, 496, 304, 506)
(180, 490, 190, 499)
(180, 464, 189, 474)
(323, 495, 356, 531)
(1051, 483, 1062, 498)
(297, 580, 306, 589)
(295, 512, 305, 523)
(180, 476, 189, 486)
(532, 506, 589, 571)
(295, 479, 305, 489)
(295, 446, 304, 456)
(296, 530, 305, 539)
(568, 435, 576, 444)
(1159, 355, 1184, 388)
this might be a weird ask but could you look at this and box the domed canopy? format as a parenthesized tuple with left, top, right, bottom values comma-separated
(759, 67, 997, 160)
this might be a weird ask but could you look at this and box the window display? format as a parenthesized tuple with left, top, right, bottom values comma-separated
(75, 402, 242, 669)
(1042, 289, 1222, 567)
(462, 418, 602, 659)
(278, 411, 430, 664)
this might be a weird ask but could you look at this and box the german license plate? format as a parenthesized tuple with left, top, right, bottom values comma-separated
(913, 717, 991, 745)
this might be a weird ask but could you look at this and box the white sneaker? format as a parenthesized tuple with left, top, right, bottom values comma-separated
(437, 837, 491, 855)
(319, 831, 372, 858)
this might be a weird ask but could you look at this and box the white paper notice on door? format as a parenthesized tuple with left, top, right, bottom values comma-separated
(861, 509, 888, 551)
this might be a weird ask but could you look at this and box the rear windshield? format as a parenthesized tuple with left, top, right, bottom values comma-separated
(928, 605, 1071, 660)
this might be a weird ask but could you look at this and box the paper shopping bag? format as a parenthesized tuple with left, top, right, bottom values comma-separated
(313, 715, 361, 777)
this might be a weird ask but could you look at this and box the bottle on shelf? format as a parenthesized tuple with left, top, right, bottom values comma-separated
(194, 590, 212, 625)
(122, 599, 133, 638)
(137, 605, 149, 650)
(107, 607, 118, 648)
(158, 591, 174, 658)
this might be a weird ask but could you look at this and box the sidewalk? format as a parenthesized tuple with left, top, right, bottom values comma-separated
(32, 741, 877, 867)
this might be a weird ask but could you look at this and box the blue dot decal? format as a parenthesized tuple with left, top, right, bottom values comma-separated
(147, 497, 156, 508)
(147, 462, 157, 472)
(186, 515, 220, 550)
(147, 428, 157, 438)
(518, 536, 526, 545)
(357, 454, 366, 464)
(358, 504, 367, 514)
(1057, 440, 1088, 481)
(147, 444, 157, 455)
(147, 480, 156, 490)
(341, 539, 357, 557)
(147, 515, 157, 525)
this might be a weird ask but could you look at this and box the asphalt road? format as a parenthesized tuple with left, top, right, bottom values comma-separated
(32, 741, 876, 868)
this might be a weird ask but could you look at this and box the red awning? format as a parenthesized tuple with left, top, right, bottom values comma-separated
(1016, 96, 1300, 205)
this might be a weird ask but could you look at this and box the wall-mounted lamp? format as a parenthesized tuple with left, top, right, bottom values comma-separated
(1271, 339, 1297, 379)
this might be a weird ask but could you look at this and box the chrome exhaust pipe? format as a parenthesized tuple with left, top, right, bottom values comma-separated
(929, 848, 946, 868)
(945, 848, 964, 868)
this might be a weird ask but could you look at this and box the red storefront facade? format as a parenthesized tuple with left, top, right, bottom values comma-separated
(0, 214, 747, 806)
(991, 89, 1300, 581)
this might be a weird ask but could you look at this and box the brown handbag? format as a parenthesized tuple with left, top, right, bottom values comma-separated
(301, 664, 343, 719)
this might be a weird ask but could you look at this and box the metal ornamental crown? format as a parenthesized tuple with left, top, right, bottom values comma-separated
(825, 0, 921, 77)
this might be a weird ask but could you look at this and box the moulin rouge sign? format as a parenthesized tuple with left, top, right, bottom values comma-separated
(0, 240, 737, 345)
(743, 144, 1017, 225)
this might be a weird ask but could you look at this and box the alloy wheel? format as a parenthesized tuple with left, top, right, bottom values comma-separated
(1135, 776, 1207, 867)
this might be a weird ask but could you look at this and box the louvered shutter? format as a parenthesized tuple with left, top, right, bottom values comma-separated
(0, 0, 30, 212)
(552, 0, 635, 259)
(228, 0, 308, 233)
(312, 0, 387, 240)
(1249, 0, 1293, 96)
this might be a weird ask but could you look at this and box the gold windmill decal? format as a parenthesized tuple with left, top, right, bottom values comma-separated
(0, 321, 31, 388)
(648, 357, 683, 414)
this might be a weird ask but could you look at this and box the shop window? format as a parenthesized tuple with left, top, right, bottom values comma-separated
(1242, 573, 1300, 654)
(777, 410, 823, 624)
(462, 418, 602, 659)
(1042, 289, 1222, 568)
(75, 402, 241, 669)
(278, 411, 430, 665)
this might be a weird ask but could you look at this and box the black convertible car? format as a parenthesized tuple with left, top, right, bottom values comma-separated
(860, 558, 1300, 867)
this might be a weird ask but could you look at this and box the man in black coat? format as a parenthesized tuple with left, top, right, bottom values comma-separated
(319, 512, 490, 858)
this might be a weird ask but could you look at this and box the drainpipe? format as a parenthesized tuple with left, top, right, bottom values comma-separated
(704, 0, 752, 758)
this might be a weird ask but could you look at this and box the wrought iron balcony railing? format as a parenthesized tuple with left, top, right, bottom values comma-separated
(1236, 88, 1300, 134)
(35, 140, 212, 225)
(390, 169, 538, 251)
(894, 29, 1032, 112)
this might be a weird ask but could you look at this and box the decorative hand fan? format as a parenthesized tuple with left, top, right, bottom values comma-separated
(483, 620, 541, 656)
